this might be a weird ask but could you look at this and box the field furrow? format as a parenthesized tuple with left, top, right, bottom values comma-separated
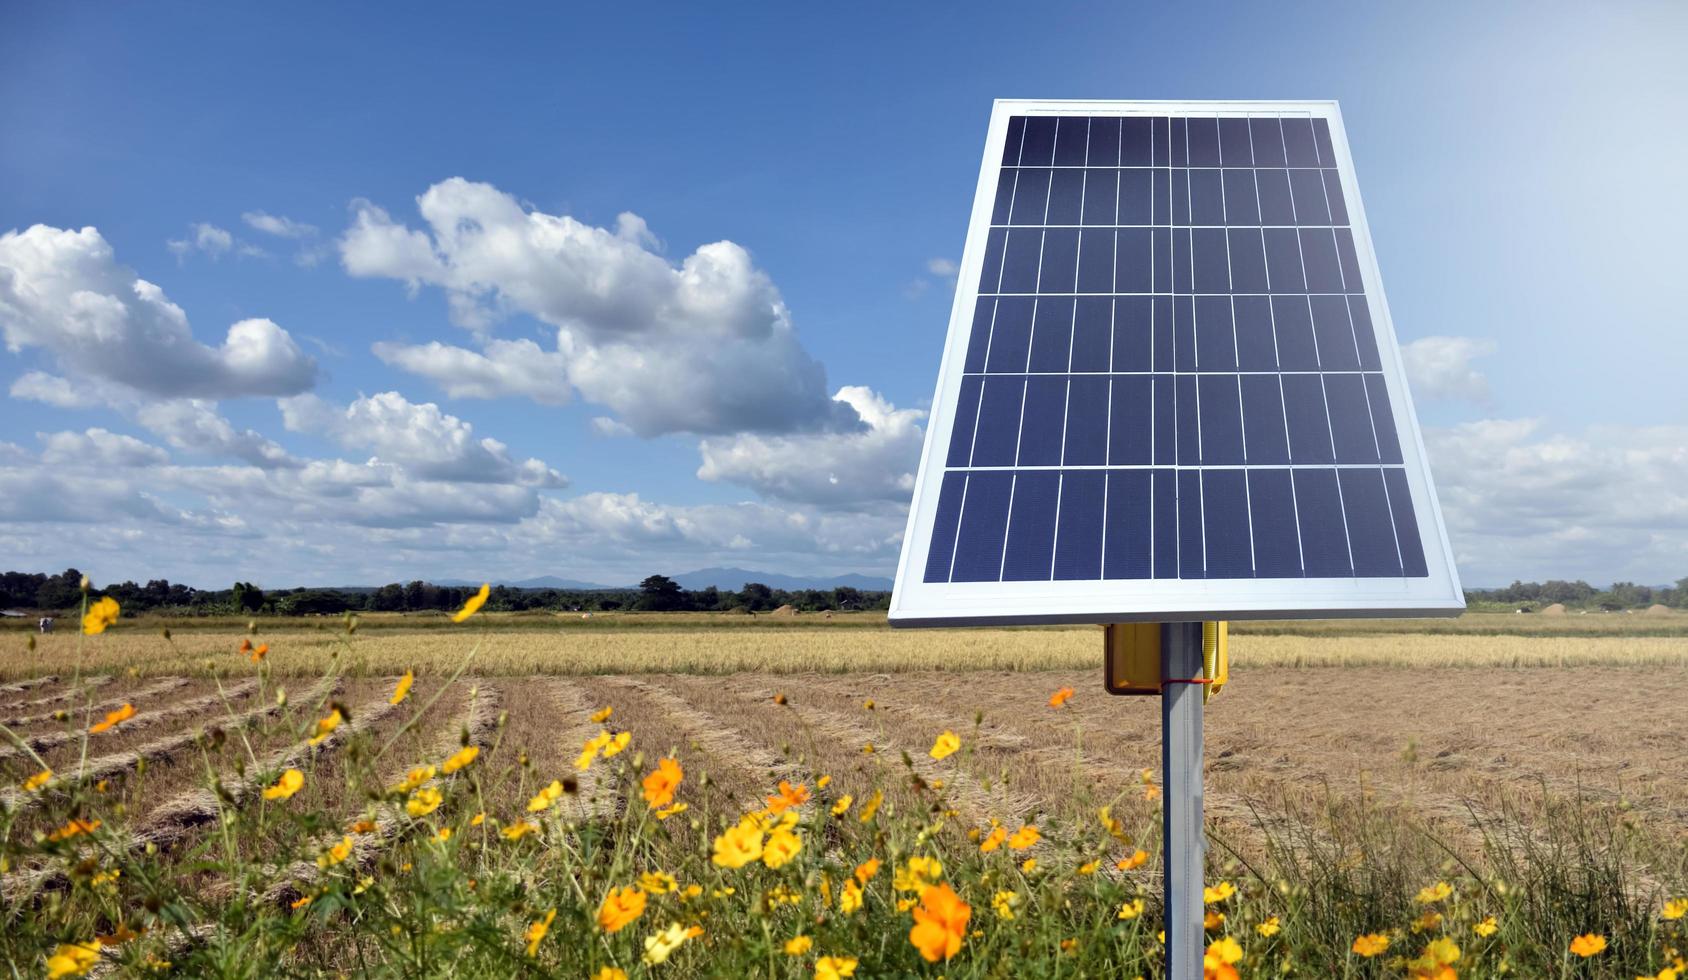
(0, 678, 257, 763)
(0, 675, 113, 720)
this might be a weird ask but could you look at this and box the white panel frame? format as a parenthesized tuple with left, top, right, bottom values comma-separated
(889, 99, 1463, 628)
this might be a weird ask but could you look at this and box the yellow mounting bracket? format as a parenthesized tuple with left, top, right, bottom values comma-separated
(1103, 622, 1228, 700)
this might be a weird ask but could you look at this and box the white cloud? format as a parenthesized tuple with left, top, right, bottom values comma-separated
(10, 371, 98, 408)
(278, 390, 567, 488)
(590, 416, 634, 437)
(371, 338, 570, 405)
(926, 257, 958, 278)
(38, 428, 170, 468)
(0, 225, 318, 399)
(166, 222, 234, 260)
(697, 386, 924, 506)
(135, 400, 297, 469)
(340, 178, 851, 437)
(242, 211, 318, 239)
(1402, 335, 1496, 402)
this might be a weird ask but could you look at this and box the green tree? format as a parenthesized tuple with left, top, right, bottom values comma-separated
(637, 575, 686, 612)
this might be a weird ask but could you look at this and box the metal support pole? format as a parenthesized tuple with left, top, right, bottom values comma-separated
(1161, 622, 1205, 980)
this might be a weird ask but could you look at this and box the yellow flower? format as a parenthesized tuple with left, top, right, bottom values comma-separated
(656, 802, 688, 820)
(528, 780, 565, 813)
(1569, 933, 1607, 957)
(470, 811, 484, 826)
(979, 824, 1007, 853)
(643, 757, 683, 809)
(441, 745, 479, 774)
(1020, 857, 1037, 872)
(857, 789, 883, 823)
(763, 827, 803, 869)
(1412, 909, 1443, 933)
(1352, 933, 1390, 957)
(434, 827, 451, 842)
(263, 769, 305, 801)
(1140, 767, 1160, 800)
(501, 820, 539, 841)
(894, 856, 943, 892)
(1048, 686, 1075, 707)
(316, 835, 354, 869)
(830, 794, 854, 816)
(598, 886, 647, 934)
(591, 705, 613, 723)
(909, 881, 971, 962)
(603, 730, 631, 758)
(1117, 849, 1149, 871)
(1077, 859, 1100, 876)
(929, 730, 961, 760)
(816, 775, 831, 788)
(451, 583, 489, 623)
(307, 708, 343, 747)
(1098, 805, 1130, 842)
(591, 969, 627, 980)
(392, 765, 435, 793)
(784, 935, 814, 956)
(1663, 897, 1688, 920)
(643, 922, 692, 965)
(89, 868, 120, 888)
(82, 596, 120, 635)
(840, 879, 864, 914)
(992, 890, 1020, 920)
(1203, 881, 1236, 905)
(814, 956, 858, 980)
(46, 942, 101, 978)
(1205, 910, 1226, 929)
(1415, 881, 1454, 904)
(1408, 936, 1461, 977)
(23, 769, 52, 792)
(89, 702, 135, 734)
(1258, 915, 1281, 937)
(638, 871, 677, 895)
(712, 819, 765, 869)
(1118, 898, 1145, 920)
(406, 786, 442, 817)
(389, 671, 414, 705)
(524, 908, 555, 957)
(1007, 825, 1041, 851)
(1473, 916, 1498, 937)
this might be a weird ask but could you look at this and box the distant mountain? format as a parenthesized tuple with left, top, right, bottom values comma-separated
(668, 567, 893, 592)
(431, 576, 618, 591)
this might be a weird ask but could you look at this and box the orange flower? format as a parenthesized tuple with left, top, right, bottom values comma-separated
(1569, 933, 1606, 957)
(89, 702, 135, 734)
(46, 818, 102, 842)
(249, 643, 270, 664)
(765, 780, 810, 814)
(597, 886, 648, 933)
(1204, 936, 1243, 980)
(524, 908, 556, 957)
(441, 745, 479, 774)
(23, 769, 52, 792)
(642, 758, 683, 809)
(1351, 933, 1390, 957)
(1116, 849, 1149, 871)
(307, 709, 343, 747)
(1048, 686, 1075, 708)
(979, 823, 1007, 853)
(854, 858, 881, 884)
(1006, 825, 1040, 851)
(908, 882, 971, 962)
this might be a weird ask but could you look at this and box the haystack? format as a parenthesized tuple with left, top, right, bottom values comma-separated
(1540, 603, 1567, 616)
(1645, 603, 1673, 616)
(769, 604, 799, 617)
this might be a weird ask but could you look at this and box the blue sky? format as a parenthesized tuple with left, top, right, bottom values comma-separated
(2, 2, 1684, 588)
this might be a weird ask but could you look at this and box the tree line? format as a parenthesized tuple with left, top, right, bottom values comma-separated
(1465, 578, 1688, 611)
(0, 569, 891, 617)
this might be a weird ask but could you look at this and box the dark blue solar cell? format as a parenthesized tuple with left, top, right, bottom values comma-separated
(1171, 170, 1191, 225)
(1382, 467, 1428, 576)
(1338, 468, 1402, 576)
(1218, 117, 1253, 166)
(991, 170, 1018, 225)
(1002, 117, 1027, 166)
(1151, 228, 1173, 292)
(1263, 228, 1306, 292)
(1151, 296, 1174, 371)
(1239, 374, 1290, 463)
(1112, 296, 1151, 371)
(1222, 170, 1260, 225)
(946, 375, 982, 466)
(1002, 471, 1061, 580)
(1348, 296, 1381, 370)
(1104, 469, 1153, 579)
(1288, 169, 1331, 225)
(1152, 469, 1178, 577)
(1247, 468, 1302, 577)
(1152, 170, 1172, 225)
(1334, 228, 1364, 292)
(1202, 469, 1253, 578)
(1151, 117, 1173, 166)
(1190, 169, 1225, 224)
(1046, 169, 1085, 224)
(1310, 296, 1359, 369)
(1122, 117, 1153, 166)
(1021, 116, 1057, 167)
(1053, 470, 1106, 579)
(1170, 117, 1189, 167)
(978, 227, 1007, 293)
(1233, 296, 1277, 370)
(923, 471, 969, 582)
(1152, 376, 1176, 465)
(1071, 297, 1112, 371)
(1088, 117, 1122, 167)
(1292, 468, 1351, 576)
(1311, 117, 1336, 166)
(1114, 227, 1151, 293)
(1323, 170, 1349, 224)
(1192, 228, 1230, 293)
(1299, 228, 1345, 293)
(1281, 373, 1335, 463)
(1029, 297, 1074, 371)
(1248, 117, 1286, 167)
(1009, 169, 1052, 225)
(1039, 228, 1080, 292)
(984, 296, 1034, 371)
(1053, 117, 1090, 167)
(1108, 374, 1153, 464)
(1175, 374, 1200, 465)
(1255, 169, 1296, 225)
(1119, 168, 1152, 224)
(1194, 296, 1236, 370)
(1271, 296, 1319, 369)
(1198, 375, 1245, 464)
(1281, 117, 1319, 166)
(1082, 170, 1118, 225)
(1172, 228, 1194, 293)
(1172, 295, 1196, 371)
(971, 376, 1026, 466)
(1227, 229, 1269, 293)
(1077, 228, 1115, 293)
(999, 228, 1044, 293)
(1324, 373, 1380, 463)
(1063, 375, 1109, 464)
(1187, 117, 1221, 166)
(1177, 469, 1205, 578)
(964, 297, 994, 373)
(950, 471, 1014, 582)
(1364, 374, 1403, 463)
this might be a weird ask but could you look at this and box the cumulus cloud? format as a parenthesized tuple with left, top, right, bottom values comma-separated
(0, 225, 318, 399)
(135, 400, 297, 469)
(340, 178, 851, 437)
(1402, 336, 1496, 402)
(697, 386, 924, 506)
(166, 222, 234, 260)
(279, 390, 567, 488)
(10, 371, 98, 408)
(926, 257, 958, 278)
(371, 338, 570, 405)
(242, 211, 318, 239)
(38, 428, 170, 468)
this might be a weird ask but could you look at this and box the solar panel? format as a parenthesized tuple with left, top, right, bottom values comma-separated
(890, 101, 1462, 626)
